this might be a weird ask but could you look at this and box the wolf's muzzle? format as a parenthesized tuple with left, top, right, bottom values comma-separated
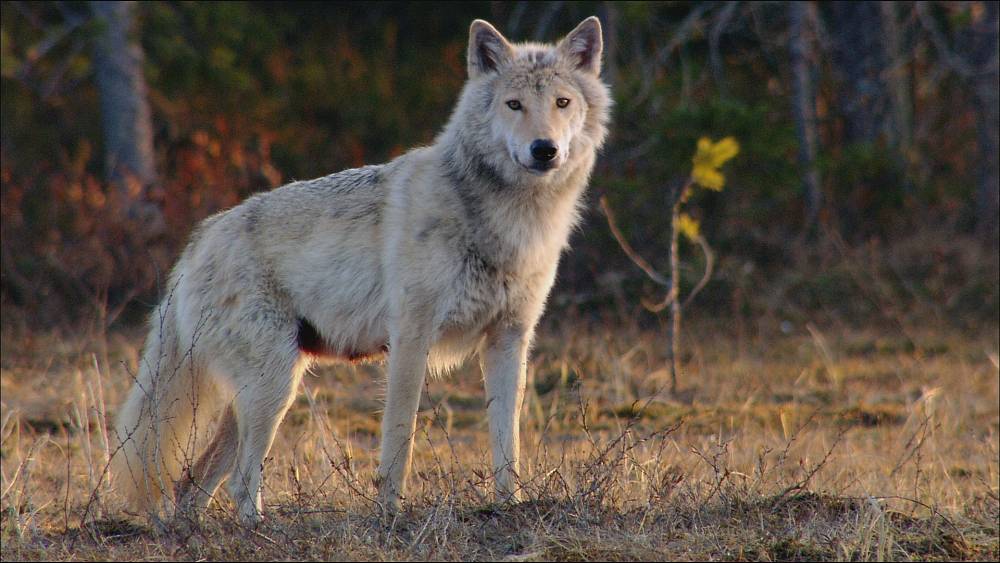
(530, 139, 558, 162)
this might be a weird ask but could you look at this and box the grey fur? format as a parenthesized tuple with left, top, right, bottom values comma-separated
(112, 16, 611, 525)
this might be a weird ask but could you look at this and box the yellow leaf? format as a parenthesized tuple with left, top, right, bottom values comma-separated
(696, 137, 713, 157)
(692, 166, 725, 191)
(677, 213, 701, 241)
(691, 136, 740, 190)
(708, 137, 740, 167)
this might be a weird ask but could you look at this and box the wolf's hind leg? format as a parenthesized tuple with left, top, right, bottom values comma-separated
(174, 404, 238, 517)
(226, 348, 304, 526)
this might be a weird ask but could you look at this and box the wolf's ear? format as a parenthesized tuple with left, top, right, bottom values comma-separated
(557, 16, 603, 76)
(468, 20, 514, 78)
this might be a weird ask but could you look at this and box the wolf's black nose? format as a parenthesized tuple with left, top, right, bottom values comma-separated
(531, 139, 558, 162)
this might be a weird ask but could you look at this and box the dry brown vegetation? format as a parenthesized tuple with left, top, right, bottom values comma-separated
(1, 315, 997, 561)
(3, 3, 998, 560)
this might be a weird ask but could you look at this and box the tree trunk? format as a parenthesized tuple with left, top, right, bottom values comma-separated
(880, 2, 915, 194)
(710, 1, 738, 99)
(971, 2, 999, 241)
(828, 1, 887, 144)
(789, 1, 822, 230)
(90, 1, 157, 197)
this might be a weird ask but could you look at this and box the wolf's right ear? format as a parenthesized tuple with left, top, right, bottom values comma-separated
(468, 20, 513, 78)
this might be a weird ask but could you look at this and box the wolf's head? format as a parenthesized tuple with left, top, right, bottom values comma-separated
(443, 17, 611, 188)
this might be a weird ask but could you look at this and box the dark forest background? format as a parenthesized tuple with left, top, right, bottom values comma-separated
(1, 1, 997, 331)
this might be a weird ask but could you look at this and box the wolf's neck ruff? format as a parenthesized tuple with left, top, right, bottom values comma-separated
(437, 103, 600, 275)
(441, 132, 511, 195)
(440, 140, 570, 274)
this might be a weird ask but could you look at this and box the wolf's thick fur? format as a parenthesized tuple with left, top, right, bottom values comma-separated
(113, 17, 610, 524)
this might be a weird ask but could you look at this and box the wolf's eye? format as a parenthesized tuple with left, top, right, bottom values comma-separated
(506, 100, 522, 111)
(556, 97, 571, 108)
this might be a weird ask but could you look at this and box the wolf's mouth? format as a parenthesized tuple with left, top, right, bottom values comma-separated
(514, 154, 558, 174)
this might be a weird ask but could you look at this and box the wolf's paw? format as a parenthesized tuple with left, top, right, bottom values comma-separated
(171, 504, 207, 528)
(237, 502, 264, 528)
(377, 492, 403, 516)
(375, 487, 403, 516)
(173, 490, 211, 525)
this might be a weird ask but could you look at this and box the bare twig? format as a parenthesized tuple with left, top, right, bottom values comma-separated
(709, 1, 739, 96)
(600, 184, 714, 396)
(915, 2, 992, 78)
(681, 233, 715, 309)
(628, 3, 716, 110)
(598, 195, 670, 287)
(772, 427, 848, 507)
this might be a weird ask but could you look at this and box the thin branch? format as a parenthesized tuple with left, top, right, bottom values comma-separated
(599, 195, 670, 287)
(772, 427, 848, 507)
(15, 8, 89, 83)
(631, 2, 714, 108)
(600, 192, 714, 313)
(681, 233, 715, 309)
(709, 1, 739, 96)
(915, 1, 996, 78)
(654, 2, 714, 66)
(641, 290, 674, 314)
(40, 37, 86, 100)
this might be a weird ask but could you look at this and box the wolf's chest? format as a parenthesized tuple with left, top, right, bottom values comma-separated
(442, 242, 549, 331)
(441, 249, 506, 328)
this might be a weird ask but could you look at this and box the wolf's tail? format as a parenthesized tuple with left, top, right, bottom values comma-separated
(111, 298, 219, 514)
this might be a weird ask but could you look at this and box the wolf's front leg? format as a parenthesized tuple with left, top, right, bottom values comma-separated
(376, 329, 432, 513)
(480, 324, 530, 503)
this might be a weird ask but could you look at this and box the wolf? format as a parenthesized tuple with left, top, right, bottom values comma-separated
(112, 16, 610, 526)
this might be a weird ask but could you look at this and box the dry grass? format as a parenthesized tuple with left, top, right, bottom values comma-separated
(1, 317, 997, 561)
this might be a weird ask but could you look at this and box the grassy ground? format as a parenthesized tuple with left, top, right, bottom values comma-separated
(1, 317, 997, 561)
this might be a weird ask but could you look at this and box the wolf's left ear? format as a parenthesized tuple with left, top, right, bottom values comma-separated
(468, 20, 514, 78)
(557, 16, 603, 76)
